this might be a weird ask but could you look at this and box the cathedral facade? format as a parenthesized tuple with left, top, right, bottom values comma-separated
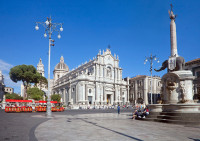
(51, 49, 129, 106)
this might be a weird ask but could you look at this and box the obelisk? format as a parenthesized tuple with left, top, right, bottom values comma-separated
(169, 4, 178, 57)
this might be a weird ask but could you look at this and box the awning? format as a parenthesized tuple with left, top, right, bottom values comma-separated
(35, 100, 58, 103)
(6, 99, 32, 103)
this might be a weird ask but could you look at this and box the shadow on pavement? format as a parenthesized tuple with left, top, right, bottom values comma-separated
(81, 119, 144, 141)
(188, 137, 200, 141)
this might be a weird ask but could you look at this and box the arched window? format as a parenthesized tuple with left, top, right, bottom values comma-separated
(89, 89, 92, 93)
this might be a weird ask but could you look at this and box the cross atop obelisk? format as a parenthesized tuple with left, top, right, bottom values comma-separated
(169, 4, 178, 57)
(170, 4, 173, 12)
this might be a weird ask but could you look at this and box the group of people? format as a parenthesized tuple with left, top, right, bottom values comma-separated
(132, 107, 149, 119)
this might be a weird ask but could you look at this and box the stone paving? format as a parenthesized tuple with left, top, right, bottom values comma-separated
(0, 110, 48, 141)
(35, 113, 200, 141)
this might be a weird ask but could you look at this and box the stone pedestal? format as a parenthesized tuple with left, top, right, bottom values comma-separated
(147, 70, 200, 125)
(162, 70, 195, 104)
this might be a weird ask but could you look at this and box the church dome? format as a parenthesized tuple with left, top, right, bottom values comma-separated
(54, 56, 69, 72)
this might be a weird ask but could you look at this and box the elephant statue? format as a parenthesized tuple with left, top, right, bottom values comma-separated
(155, 56, 185, 72)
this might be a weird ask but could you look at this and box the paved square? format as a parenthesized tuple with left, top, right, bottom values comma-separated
(35, 113, 200, 141)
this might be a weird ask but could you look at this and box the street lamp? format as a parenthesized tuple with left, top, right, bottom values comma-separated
(144, 54, 159, 104)
(35, 17, 63, 117)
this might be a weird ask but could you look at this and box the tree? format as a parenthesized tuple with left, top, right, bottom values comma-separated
(5, 93, 23, 100)
(9, 65, 40, 99)
(35, 75, 48, 90)
(27, 87, 44, 100)
(51, 94, 61, 102)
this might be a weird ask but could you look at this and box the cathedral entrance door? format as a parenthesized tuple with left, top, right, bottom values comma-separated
(107, 95, 111, 104)
(88, 96, 92, 104)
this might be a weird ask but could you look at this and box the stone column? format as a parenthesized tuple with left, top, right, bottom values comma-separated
(170, 11, 178, 57)
(59, 89, 62, 102)
(114, 85, 117, 102)
(114, 68, 117, 82)
(85, 84, 88, 104)
(69, 85, 71, 104)
(76, 84, 78, 104)
(144, 78, 148, 105)
(104, 66, 106, 78)
(63, 88, 66, 105)
(66, 87, 69, 105)
(127, 77, 129, 104)
(103, 85, 106, 104)
(95, 82, 97, 101)
(99, 65, 102, 77)
(117, 68, 120, 80)
(111, 93, 113, 105)
(135, 80, 138, 104)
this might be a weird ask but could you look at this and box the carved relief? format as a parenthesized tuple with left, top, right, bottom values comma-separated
(166, 77, 177, 93)
(178, 81, 188, 103)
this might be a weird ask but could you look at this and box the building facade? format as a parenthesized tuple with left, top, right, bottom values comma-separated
(185, 58, 200, 99)
(52, 49, 129, 107)
(129, 75, 162, 105)
(0, 70, 5, 101)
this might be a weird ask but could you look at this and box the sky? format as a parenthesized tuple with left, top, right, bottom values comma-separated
(0, 0, 200, 94)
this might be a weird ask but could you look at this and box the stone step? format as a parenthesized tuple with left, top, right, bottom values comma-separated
(157, 115, 180, 120)
(141, 112, 200, 125)
(155, 118, 200, 125)
(135, 117, 154, 121)
(159, 113, 200, 121)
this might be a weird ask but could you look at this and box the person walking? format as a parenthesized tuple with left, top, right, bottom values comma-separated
(117, 105, 120, 114)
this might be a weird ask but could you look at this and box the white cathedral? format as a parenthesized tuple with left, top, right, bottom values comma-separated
(33, 48, 129, 107)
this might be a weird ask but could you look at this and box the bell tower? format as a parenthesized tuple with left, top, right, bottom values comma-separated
(37, 58, 45, 76)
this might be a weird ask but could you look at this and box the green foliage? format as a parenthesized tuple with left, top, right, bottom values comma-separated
(27, 87, 44, 100)
(5, 93, 23, 100)
(9, 65, 38, 84)
(36, 75, 48, 89)
(9, 65, 41, 98)
(51, 94, 61, 102)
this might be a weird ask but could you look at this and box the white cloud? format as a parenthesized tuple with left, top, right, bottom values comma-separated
(0, 59, 13, 71)
(0, 59, 21, 93)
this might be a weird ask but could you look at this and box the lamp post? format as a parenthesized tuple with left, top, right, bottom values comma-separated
(144, 54, 159, 104)
(35, 17, 63, 117)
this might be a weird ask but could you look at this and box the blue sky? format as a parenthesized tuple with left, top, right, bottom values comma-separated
(0, 0, 200, 94)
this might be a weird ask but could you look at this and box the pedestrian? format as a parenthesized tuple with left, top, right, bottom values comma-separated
(132, 109, 138, 119)
(117, 105, 120, 114)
